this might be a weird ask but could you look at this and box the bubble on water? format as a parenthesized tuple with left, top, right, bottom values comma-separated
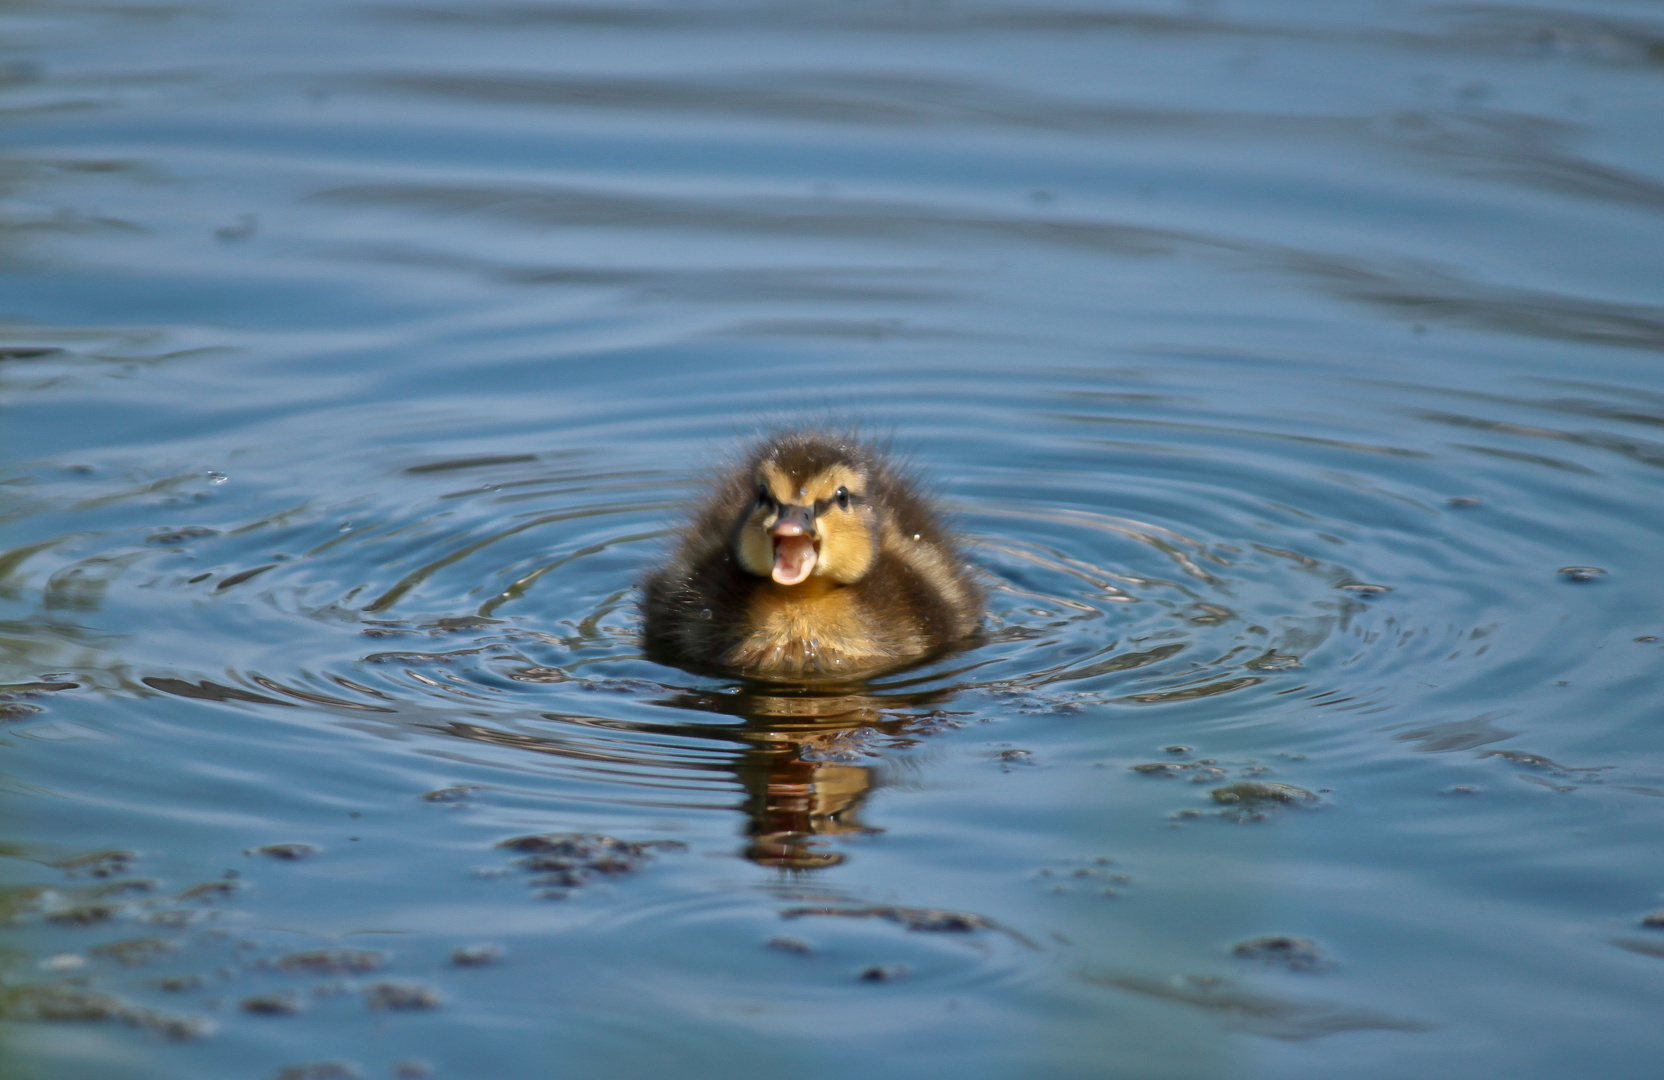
(205, 471, 227, 484)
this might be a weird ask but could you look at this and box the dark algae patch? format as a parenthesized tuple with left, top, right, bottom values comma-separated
(1207, 782, 1323, 821)
(247, 843, 318, 860)
(364, 982, 441, 1010)
(241, 991, 303, 1016)
(274, 948, 386, 975)
(782, 905, 992, 932)
(1231, 936, 1330, 972)
(450, 943, 503, 966)
(781, 905, 1038, 948)
(269, 1063, 363, 1080)
(0, 982, 212, 1039)
(89, 936, 177, 966)
(43, 903, 120, 926)
(1210, 782, 1320, 807)
(1082, 972, 1429, 1041)
(492, 832, 686, 898)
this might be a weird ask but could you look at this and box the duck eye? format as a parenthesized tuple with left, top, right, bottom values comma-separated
(756, 486, 771, 508)
(834, 486, 850, 510)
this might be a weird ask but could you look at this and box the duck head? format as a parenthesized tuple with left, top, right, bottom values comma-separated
(733, 450, 878, 587)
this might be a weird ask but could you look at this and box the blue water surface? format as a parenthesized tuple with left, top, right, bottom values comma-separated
(3, 2, 1664, 1077)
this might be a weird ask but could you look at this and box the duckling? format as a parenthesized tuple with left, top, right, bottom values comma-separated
(641, 431, 983, 677)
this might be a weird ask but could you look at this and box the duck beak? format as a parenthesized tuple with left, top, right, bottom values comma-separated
(768, 505, 818, 585)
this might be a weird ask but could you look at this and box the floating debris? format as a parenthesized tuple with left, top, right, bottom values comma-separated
(1082, 971, 1428, 1040)
(55, 850, 136, 879)
(497, 833, 668, 858)
(1478, 750, 1611, 782)
(1557, 566, 1606, 582)
(1231, 935, 1330, 972)
(781, 904, 1037, 947)
(1201, 782, 1324, 822)
(450, 943, 503, 966)
(1441, 785, 1479, 796)
(177, 880, 240, 902)
(44, 904, 120, 926)
(1641, 910, 1664, 929)
(1210, 782, 1320, 808)
(89, 937, 176, 967)
(275, 948, 385, 975)
(241, 991, 302, 1016)
(766, 936, 813, 955)
(857, 964, 907, 982)
(0, 982, 211, 1038)
(364, 981, 440, 1010)
(493, 833, 686, 897)
(0, 702, 43, 721)
(270, 1062, 363, 1080)
(1132, 761, 1227, 783)
(1131, 762, 1194, 778)
(419, 785, 478, 803)
(146, 526, 219, 545)
(0, 983, 126, 1022)
(1446, 496, 1482, 508)
(783, 905, 988, 932)
(150, 974, 205, 993)
(248, 843, 317, 860)
(1163, 745, 1192, 754)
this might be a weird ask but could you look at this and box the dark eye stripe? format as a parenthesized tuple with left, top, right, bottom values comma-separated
(813, 491, 862, 514)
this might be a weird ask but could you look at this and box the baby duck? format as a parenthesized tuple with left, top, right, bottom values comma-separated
(641, 431, 984, 678)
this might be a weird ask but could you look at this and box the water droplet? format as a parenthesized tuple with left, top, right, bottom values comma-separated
(699, 608, 711, 620)
(912, 533, 921, 541)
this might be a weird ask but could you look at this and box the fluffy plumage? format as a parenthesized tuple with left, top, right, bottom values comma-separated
(641, 431, 984, 677)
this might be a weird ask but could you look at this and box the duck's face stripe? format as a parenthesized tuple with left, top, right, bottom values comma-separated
(733, 463, 876, 584)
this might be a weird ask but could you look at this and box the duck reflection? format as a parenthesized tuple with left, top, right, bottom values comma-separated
(178, 662, 968, 871)
(662, 678, 958, 869)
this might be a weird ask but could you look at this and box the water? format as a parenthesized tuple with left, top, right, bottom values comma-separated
(3, 1, 1664, 1076)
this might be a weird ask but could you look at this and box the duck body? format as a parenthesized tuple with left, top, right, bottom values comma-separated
(641, 431, 984, 678)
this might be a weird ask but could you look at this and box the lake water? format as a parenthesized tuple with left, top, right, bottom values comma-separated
(4, 1, 1664, 1077)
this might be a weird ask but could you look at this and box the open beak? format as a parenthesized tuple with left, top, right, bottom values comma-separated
(768, 505, 818, 585)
